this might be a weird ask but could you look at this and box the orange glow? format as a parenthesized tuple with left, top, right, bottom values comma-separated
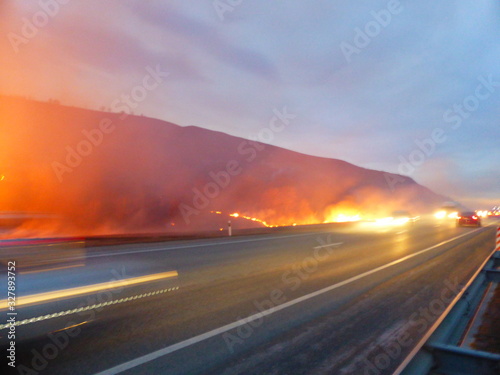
(434, 210, 446, 219)
(0, 96, 190, 239)
(325, 214, 362, 223)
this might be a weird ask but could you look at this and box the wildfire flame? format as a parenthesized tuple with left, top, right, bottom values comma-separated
(229, 212, 277, 227)
(323, 201, 362, 223)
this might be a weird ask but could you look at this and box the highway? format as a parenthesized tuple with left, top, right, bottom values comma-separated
(0, 218, 498, 375)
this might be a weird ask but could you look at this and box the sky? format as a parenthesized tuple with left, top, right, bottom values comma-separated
(0, 0, 499, 208)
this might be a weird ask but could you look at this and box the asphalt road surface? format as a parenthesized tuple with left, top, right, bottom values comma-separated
(0, 218, 498, 375)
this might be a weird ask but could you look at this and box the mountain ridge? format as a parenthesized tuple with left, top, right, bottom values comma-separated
(0, 95, 450, 237)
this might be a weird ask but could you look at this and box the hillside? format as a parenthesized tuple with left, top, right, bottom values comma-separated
(0, 96, 448, 237)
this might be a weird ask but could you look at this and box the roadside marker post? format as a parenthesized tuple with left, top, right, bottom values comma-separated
(496, 226, 500, 252)
(228, 220, 232, 237)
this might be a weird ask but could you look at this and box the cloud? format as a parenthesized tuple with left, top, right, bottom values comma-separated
(129, 3, 279, 80)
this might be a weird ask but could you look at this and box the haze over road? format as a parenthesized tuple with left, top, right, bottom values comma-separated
(1, 218, 497, 375)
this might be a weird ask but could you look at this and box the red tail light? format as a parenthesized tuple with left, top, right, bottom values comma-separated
(472, 216, 478, 219)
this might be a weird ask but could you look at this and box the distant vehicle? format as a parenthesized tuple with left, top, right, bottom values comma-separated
(375, 210, 418, 226)
(456, 212, 481, 227)
(434, 205, 459, 219)
(391, 210, 418, 223)
(487, 206, 500, 217)
(475, 210, 488, 218)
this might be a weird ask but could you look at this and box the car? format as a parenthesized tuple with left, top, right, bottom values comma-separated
(434, 205, 459, 219)
(456, 211, 481, 227)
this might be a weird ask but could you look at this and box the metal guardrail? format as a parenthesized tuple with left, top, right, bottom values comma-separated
(395, 226, 500, 375)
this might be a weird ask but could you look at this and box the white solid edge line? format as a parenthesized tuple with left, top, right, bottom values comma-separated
(93, 227, 483, 375)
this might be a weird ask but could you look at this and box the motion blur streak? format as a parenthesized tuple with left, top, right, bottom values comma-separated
(0, 270, 178, 310)
(21, 262, 85, 275)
